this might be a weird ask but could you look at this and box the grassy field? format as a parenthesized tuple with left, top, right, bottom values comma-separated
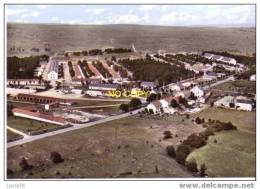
(7, 24, 255, 57)
(7, 116, 61, 134)
(73, 99, 121, 107)
(7, 130, 23, 142)
(7, 114, 204, 179)
(212, 80, 256, 94)
(187, 107, 256, 177)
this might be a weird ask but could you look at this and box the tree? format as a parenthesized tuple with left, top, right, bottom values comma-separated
(7, 104, 14, 117)
(129, 98, 142, 110)
(195, 117, 203, 124)
(148, 109, 154, 114)
(163, 131, 173, 139)
(166, 145, 176, 158)
(19, 157, 32, 171)
(147, 93, 157, 103)
(229, 102, 235, 108)
(186, 161, 198, 172)
(175, 144, 190, 165)
(189, 92, 197, 100)
(179, 96, 188, 107)
(171, 99, 178, 108)
(120, 104, 129, 112)
(50, 151, 64, 164)
(199, 163, 207, 177)
(111, 56, 117, 62)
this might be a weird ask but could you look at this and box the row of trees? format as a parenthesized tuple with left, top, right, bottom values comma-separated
(78, 60, 95, 78)
(93, 61, 112, 78)
(68, 61, 75, 77)
(104, 48, 132, 54)
(120, 98, 142, 112)
(113, 64, 128, 78)
(67, 48, 132, 57)
(118, 58, 195, 86)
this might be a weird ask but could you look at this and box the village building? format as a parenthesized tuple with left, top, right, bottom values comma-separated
(250, 74, 256, 81)
(47, 60, 59, 80)
(12, 106, 66, 126)
(88, 83, 118, 91)
(147, 96, 181, 114)
(15, 93, 74, 105)
(146, 100, 161, 114)
(7, 79, 40, 86)
(85, 90, 103, 97)
(169, 84, 181, 92)
(202, 72, 218, 81)
(140, 81, 157, 89)
(190, 86, 204, 98)
(203, 53, 237, 65)
(235, 98, 253, 111)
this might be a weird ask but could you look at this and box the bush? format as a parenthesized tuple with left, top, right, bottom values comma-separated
(7, 168, 14, 176)
(195, 117, 203, 124)
(183, 134, 207, 149)
(19, 157, 32, 171)
(175, 144, 190, 165)
(163, 131, 173, 139)
(120, 104, 129, 112)
(166, 145, 176, 158)
(129, 98, 142, 110)
(50, 151, 64, 164)
(199, 163, 207, 177)
(186, 161, 198, 172)
(222, 121, 237, 130)
(229, 102, 235, 108)
(171, 99, 178, 108)
(148, 109, 154, 114)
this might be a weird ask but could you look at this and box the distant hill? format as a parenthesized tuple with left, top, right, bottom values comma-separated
(7, 23, 255, 57)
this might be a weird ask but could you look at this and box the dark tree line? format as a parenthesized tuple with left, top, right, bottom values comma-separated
(104, 48, 132, 54)
(68, 61, 75, 77)
(118, 58, 195, 86)
(113, 64, 128, 78)
(93, 61, 112, 78)
(7, 56, 47, 79)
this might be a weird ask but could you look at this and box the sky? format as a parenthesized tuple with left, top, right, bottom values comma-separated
(6, 4, 255, 27)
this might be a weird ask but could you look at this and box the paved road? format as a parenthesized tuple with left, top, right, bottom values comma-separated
(7, 108, 144, 148)
(7, 126, 29, 138)
(54, 104, 121, 110)
(202, 76, 234, 90)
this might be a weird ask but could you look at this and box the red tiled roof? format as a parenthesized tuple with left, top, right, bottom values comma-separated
(152, 100, 161, 108)
(12, 107, 65, 124)
(16, 93, 73, 103)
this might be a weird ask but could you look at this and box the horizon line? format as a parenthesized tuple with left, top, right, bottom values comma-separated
(7, 22, 256, 28)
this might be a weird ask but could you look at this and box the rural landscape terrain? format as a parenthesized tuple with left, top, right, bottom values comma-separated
(7, 23, 255, 56)
(6, 22, 256, 179)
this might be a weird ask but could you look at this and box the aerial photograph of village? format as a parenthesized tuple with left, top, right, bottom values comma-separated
(5, 4, 256, 179)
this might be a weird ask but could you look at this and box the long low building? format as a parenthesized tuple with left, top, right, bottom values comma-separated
(12, 106, 66, 126)
(88, 83, 118, 91)
(7, 79, 40, 86)
(15, 93, 74, 105)
(204, 53, 237, 65)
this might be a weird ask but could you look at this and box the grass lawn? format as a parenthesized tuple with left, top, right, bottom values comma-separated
(7, 130, 23, 142)
(187, 107, 256, 177)
(73, 99, 121, 107)
(7, 116, 61, 134)
(7, 115, 203, 179)
(213, 80, 256, 94)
